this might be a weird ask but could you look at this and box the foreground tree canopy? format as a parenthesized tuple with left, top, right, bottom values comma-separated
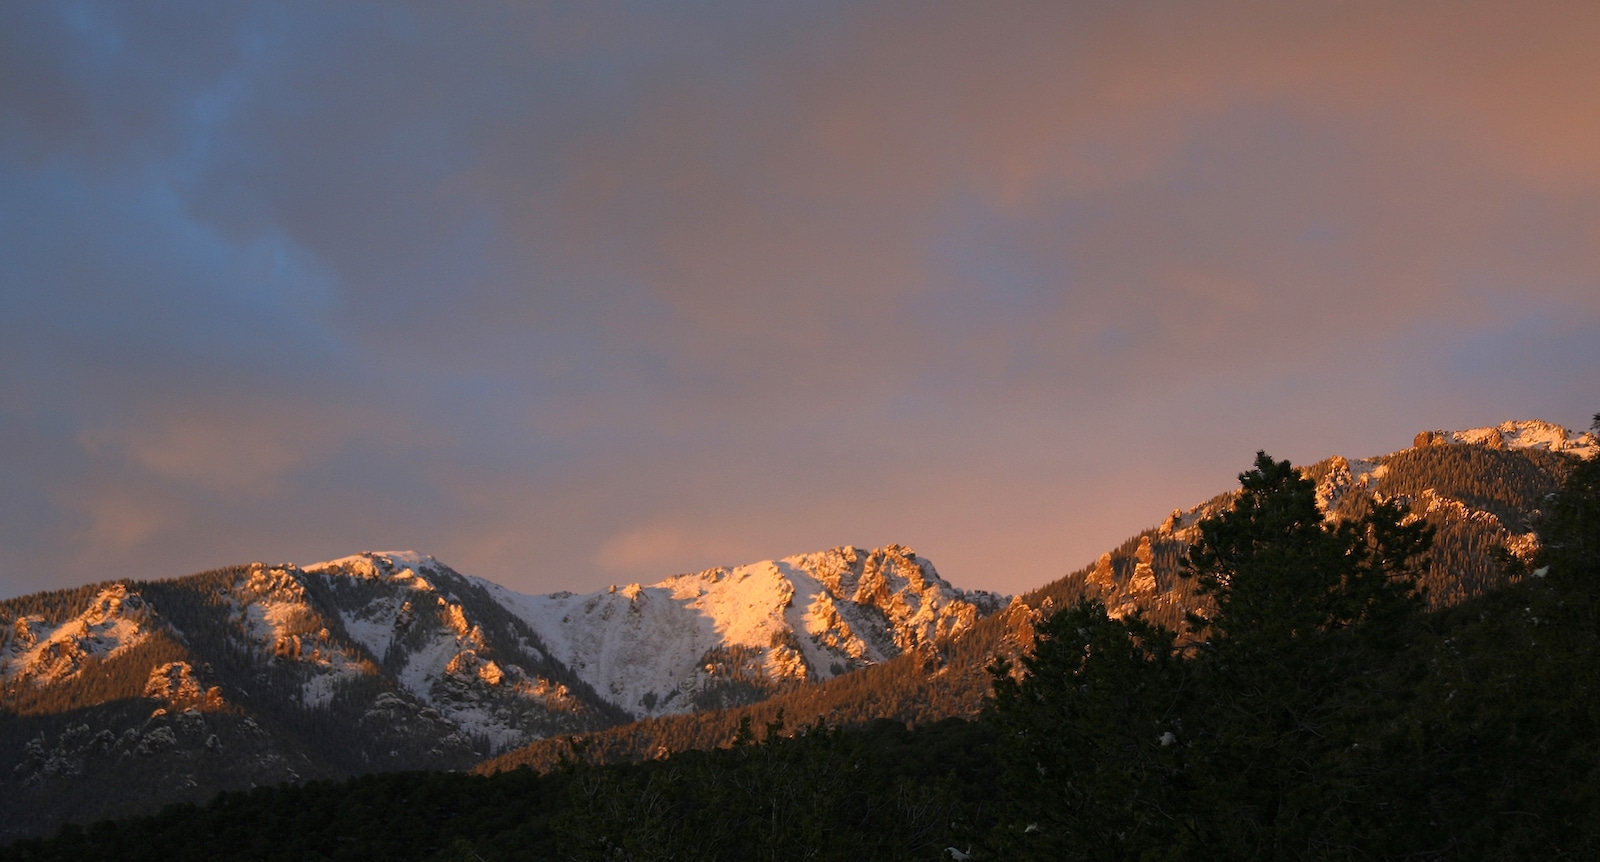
(989, 444, 1600, 860)
(6, 438, 1600, 861)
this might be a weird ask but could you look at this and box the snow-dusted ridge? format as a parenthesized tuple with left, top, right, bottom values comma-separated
(129, 544, 1001, 744)
(1, 583, 153, 684)
(292, 551, 594, 751)
(1311, 419, 1596, 517)
(226, 562, 379, 709)
(1074, 418, 1593, 624)
(1412, 419, 1597, 459)
(303, 551, 446, 662)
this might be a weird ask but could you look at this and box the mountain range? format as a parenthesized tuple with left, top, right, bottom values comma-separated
(2, 418, 1594, 841)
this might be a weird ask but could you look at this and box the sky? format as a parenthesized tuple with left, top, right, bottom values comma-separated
(3, 1, 1598, 600)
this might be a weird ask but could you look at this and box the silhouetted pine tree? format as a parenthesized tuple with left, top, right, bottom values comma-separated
(987, 452, 1433, 859)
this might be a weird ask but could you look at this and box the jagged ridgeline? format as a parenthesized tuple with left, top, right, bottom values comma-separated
(481, 421, 1594, 772)
(1036, 437, 1579, 632)
(0, 545, 998, 840)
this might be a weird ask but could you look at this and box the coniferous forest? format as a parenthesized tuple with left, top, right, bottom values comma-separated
(4, 435, 1600, 860)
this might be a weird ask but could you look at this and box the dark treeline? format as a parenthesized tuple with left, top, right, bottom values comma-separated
(0, 716, 1002, 862)
(7, 434, 1599, 860)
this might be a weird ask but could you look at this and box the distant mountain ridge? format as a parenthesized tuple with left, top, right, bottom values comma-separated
(1, 545, 992, 732)
(1, 418, 1592, 840)
(0, 542, 995, 839)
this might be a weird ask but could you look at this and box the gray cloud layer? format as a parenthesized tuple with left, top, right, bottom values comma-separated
(3, 1, 1598, 598)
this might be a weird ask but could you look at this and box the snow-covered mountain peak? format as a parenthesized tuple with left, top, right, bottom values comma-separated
(305, 550, 445, 588)
(1413, 419, 1597, 459)
(220, 553, 604, 749)
(486, 544, 1006, 719)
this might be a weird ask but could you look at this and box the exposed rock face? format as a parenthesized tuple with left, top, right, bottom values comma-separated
(1312, 455, 1387, 515)
(1128, 537, 1157, 595)
(143, 662, 202, 705)
(1087, 553, 1116, 592)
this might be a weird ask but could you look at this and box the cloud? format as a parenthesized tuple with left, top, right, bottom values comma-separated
(79, 406, 350, 496)
(597, 525, 695, 575)
(2, 2, 1598, 599)
(71, 484, 185, 551)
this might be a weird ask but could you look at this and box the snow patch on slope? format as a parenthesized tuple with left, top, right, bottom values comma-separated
(306, 551, 456, 664)
(336, 596, 404, 662)
(483, 576, 721, 717)
(2, 584, 153, 684)
(228, 564, 374, 709)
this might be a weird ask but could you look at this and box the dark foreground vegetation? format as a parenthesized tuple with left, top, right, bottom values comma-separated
(6, 431, 1599, 861)
(0, 715, 1001, 862)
